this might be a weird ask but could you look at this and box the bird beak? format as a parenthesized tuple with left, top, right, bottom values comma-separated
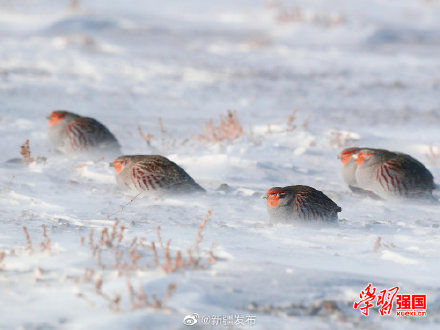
(109, 162, 114, 167)
(337, 154, 341, 159)
(45, 115, 51, 120)
(262, 192, 268, 199)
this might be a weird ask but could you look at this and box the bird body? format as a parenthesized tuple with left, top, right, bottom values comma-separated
(110, 155, 205, 195)
(263, 185, 341, 223)
(47, 110, 121, 155)
(339, 147, 435, 200)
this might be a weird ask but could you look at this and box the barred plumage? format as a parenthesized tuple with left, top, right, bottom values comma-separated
(355, 148, 435, 199)
(263, 185, 341, 223)
(47, 110, 121, 155)
(110, 155, 205, 194)
(339, 147, 435, 200)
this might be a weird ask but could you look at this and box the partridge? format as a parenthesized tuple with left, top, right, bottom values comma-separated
(47, 110, 121, 155)
(263, 185, 341, 222)
(110, 155, 205, 194)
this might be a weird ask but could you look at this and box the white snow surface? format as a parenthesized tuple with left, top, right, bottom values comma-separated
(1, 0, 440, 329)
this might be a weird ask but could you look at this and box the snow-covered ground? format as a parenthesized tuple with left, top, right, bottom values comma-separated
(1, 0, 440, 329)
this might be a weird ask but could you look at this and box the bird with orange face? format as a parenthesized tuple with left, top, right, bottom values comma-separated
(339, 147, 362, 192)
(110, 155, 205, 195)
(47, 110, 121, 155)
(339, 147, 435, 200)
(263, 185, 341, 223)
(339, 147, 378, 197)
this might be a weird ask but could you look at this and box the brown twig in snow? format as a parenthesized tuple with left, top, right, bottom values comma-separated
(330, 130, 356, 149)
(302, 115, 311, 130)
(129, 247, 142, 269)
(193, 209, 212, 254)
(208, 243, 217, 263)
(111, 294, 121, 312)
(373, 236, 381, 252)
(22, 226, 33, 254)
(0, 251, 5, 271)
(95, 276, 103, 293)
(172, 251, 184, 272)
(162, 283, 177, 306)
(158, 117, 166, 134)
(106, 192, 143, 219)
(110, 220, 119, 242)
(197, 110, 244, 143)
(88, 229, 94, 249)
(137, 125, 154, 146)
(39, 225, 51, 253)
(117, 226, 125, 244)
(151, 242, 159, 267)
(286, 109, 298, 131)
(20, 140, 35, 165)
(162, 239, 171, 272)
(156, 226, 164, 249)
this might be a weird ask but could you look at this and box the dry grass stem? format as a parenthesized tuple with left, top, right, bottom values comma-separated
(88, 229, 94, 248)
(373, 236, 381, 252)
(330, 130, 356, 149)
(107, 192, 143, 219)
(20, 140, 34, 164)
(193, 209, 212, 254)
(267, 1, 344, 26)
(40, 225, 51, 253)
(151, 242, 159, 267)
(303, 115, 311, 130)
(127, 279, 177, 310)
(162, 239, 172, 272)
(137, 125, 154, 146)
(197, 110, 244, 143)
(158, 117, 166, 134)
(22, 226, 33, 254)
(0, 251, 5, 271)
(95, 276, 103, 293)
(286, 109, 298, 131)
(156, 226, 164, 249)
(19, 140, 46, 165)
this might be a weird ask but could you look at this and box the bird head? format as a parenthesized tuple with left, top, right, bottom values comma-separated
(338, 147, 360, 166)
(109, 156, 132, 173)
(263, 187, 291, 207)
(46, 110, 79, 126)
(353, 149, 374, 166)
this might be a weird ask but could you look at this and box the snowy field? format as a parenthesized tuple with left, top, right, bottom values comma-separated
(1, 0, 440, 329)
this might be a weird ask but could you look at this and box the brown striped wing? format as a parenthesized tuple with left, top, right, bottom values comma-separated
(64, 118, 119, 152)
(291, 186, 341, 221)
(375, 155, 434, 197)
(129, 158, 196, 192)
